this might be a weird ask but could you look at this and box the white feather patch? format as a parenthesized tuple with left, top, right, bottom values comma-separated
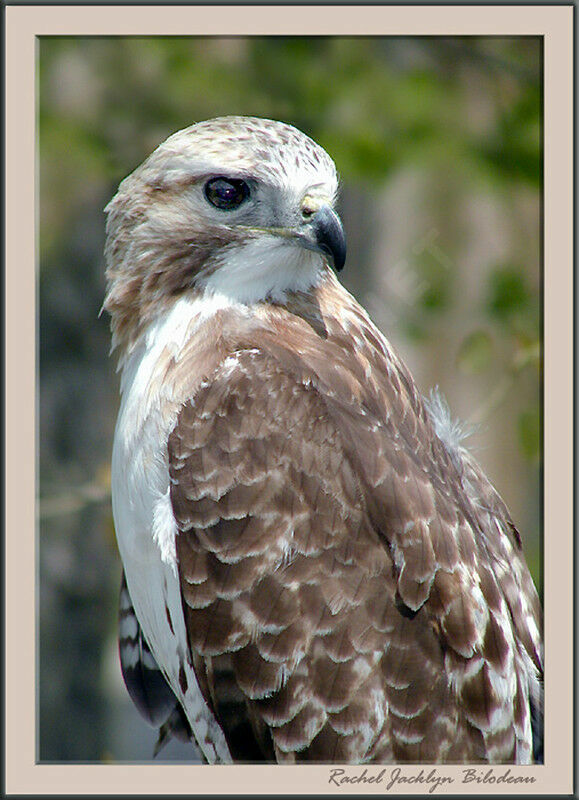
(200, 236, 324, 304)
(118, 612, 139, 641)
(152, 488, 178, 573)
(424, 386, 475, 466)
(112, 295, 235, 763)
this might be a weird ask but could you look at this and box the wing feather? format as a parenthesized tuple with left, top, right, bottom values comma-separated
(167, 327, 541, 763)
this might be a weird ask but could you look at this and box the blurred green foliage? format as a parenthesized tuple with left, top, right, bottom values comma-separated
(487, 264, 531, 321)
(457, 330, 494, 375)
(519, 404, 542, 464)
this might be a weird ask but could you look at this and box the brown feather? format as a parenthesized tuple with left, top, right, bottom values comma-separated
(163, 272, 542, 763)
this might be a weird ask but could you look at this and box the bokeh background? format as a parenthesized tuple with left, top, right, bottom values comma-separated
(38, 36, 542, 762)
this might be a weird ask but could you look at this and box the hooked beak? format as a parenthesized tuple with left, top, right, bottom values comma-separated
(299, 204, 347, 272)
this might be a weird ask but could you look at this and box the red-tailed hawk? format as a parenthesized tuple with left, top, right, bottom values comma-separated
(104, 116, 542, 764)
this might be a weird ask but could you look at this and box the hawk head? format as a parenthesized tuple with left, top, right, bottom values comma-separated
(104, 116, 346, 353)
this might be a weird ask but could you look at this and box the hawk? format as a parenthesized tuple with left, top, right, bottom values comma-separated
(104, 116, 542, 764)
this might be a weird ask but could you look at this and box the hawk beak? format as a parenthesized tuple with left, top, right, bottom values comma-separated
(301, 205, 347, 272)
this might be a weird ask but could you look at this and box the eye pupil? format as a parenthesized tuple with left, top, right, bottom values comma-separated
(204, 177, 250, 210)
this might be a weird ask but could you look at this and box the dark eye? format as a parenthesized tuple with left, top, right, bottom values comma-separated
(204, 177, 250, 210)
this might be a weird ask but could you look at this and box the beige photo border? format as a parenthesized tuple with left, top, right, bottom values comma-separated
(5, 3, 573, 796)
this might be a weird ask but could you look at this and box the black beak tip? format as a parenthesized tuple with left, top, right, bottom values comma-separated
(319, 241, 346, 272)
(312, 205, 347, 273)
(333, 237, 347, 272)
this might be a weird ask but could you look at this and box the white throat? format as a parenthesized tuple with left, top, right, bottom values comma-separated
(199, 237, 324, 304)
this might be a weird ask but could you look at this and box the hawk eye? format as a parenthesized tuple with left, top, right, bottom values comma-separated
(204, 177, 250, 210)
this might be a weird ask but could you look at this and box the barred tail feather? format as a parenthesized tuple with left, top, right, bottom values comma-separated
(118, 573, 182, 730)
